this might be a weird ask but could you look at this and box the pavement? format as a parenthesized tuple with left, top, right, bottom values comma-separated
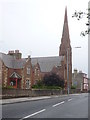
(0, 96, 52, 105)
(0, 94, 81, 105)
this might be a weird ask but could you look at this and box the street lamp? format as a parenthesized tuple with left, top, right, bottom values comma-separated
(67, 48, 70, 95)
(67, 46, 81, 95)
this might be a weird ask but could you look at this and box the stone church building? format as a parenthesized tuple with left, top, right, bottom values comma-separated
(0, 7, 72, 89)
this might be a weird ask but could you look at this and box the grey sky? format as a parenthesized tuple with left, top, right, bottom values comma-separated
(0, 0, 88, 75)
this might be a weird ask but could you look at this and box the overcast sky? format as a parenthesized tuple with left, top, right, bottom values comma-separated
(0, 0, 89, 75)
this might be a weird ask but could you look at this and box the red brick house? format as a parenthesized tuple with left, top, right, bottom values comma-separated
(0, 51, 33, 89)
(0, 7, 72, 89)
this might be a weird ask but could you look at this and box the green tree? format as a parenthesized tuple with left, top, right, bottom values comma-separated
(42, 73, 64, 88)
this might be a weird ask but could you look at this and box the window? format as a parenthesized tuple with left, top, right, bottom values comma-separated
(35, 68, 37, 76)
(10, 81, 13, 86)
(27, 68, 30, 74)
(10, 80, 16, 86)
(26, 80, 30, 89)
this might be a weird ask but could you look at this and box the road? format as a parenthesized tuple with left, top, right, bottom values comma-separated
(2, 93, 88, 119)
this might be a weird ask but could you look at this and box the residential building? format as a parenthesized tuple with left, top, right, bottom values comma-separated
(0, 51, 33, 89)
(72, 69, 88, 91)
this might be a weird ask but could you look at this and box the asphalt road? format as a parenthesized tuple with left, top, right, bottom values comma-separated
(2, 93, 88, 119)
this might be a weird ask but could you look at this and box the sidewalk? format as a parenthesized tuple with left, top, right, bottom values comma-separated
(0, 96, 52, 105)
(0, 93, 81, 105)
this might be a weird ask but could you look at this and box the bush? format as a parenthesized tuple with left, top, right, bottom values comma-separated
(32, 84, 43, 89)
(42, 73, 64, 88)
(2, 85, 13, 89)
(44, 86, 62, 89)
(32, 73, 64, 90)
(32, 85, 62, 89)
(71, 85, 76, 89)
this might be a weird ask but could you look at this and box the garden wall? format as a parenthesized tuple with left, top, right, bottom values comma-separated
(2, 88, 81, 99)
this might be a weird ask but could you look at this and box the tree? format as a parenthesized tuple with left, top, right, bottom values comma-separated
(42, 73, 64, 88)
(72, 8, 90, 36)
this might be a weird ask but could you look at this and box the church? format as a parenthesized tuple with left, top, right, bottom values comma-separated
(0, 7, 72, 89)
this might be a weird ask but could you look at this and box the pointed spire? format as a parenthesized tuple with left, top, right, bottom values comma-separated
(64, 6, 68, 23)
(62, 6, 69, 41)
(59, 6, 71, 56)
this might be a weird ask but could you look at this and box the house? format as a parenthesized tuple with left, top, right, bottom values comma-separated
(0, 7, 72, 90)
(0, 51, 33, 89)
(72, 69, 88, 91)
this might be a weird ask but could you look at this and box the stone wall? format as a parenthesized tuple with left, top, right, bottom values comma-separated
(2, 88, 81, 99)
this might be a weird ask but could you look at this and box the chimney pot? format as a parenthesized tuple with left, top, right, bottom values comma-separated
(15, 50, 19, 53)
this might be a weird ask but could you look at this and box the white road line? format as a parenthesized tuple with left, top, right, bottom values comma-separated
(68, 99, 72, 101)
(52, 101, 65, 107)
(20, 109, 46, 120)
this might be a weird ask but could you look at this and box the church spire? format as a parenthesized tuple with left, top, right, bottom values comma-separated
(59, 7, 71, 56)
(59, 7, 72, 88)
(64, 6, 68, 23)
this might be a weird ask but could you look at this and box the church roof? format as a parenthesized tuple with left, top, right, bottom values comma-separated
(31, 56, 65, 72)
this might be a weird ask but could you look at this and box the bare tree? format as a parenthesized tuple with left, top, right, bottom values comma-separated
(72, 8, 90, 36)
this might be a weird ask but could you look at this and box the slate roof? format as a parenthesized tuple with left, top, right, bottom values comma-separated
(0, 52, 65, 72)
(0, 53, 26, 69)
(31, 56, 65, 72)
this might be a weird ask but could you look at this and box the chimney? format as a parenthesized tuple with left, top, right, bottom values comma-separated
(8, 50, 14, 56)
(15, 50, 19, 53)
(74, 69, 77, 74)
(28, 55, 31, 61)
(74, 69, 78, 78)
(14, 50, 22, 59)
(8, 50, 22, 59)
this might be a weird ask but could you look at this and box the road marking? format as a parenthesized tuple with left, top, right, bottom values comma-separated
(20, 109, 46, 120)
(52, 101, 65, 107)
(68, 99, 72, 102)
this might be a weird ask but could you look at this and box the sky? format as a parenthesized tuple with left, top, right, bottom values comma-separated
(0, 0, 89, 75)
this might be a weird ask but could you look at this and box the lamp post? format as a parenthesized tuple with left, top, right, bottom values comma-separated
(67, 46, 81, 95)
(67, 48, 69, 95)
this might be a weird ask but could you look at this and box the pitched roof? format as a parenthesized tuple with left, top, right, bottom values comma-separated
(0, 52, 65, 72)
(10, 72, 21, 79)
(31, 56, 65, 72)
(0, 53, 26, 69)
